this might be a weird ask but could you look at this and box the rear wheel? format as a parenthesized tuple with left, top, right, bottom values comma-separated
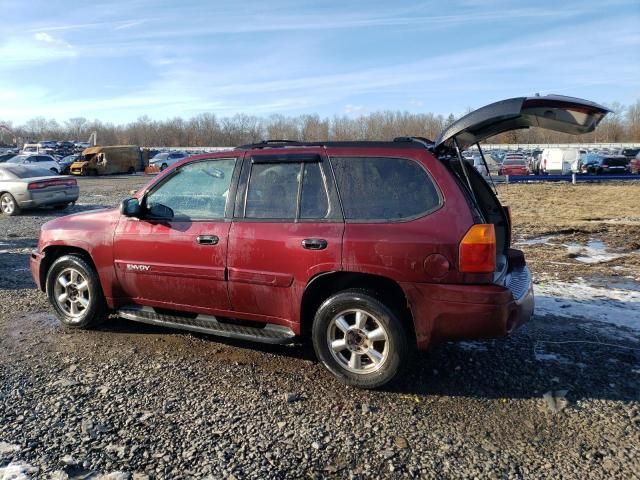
(127, 167, 135, 174)
(312, 289, 409, 389)
(0, 193, 20, 216)
(160, 163, 168, 171)
(46, 255, 107, 329)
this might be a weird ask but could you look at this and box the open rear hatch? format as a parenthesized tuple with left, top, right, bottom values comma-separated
(433, 94, 609, 281)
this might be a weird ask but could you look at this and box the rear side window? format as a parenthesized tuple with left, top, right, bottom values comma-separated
(243, 160, 335, 221)
(330, 157, 440, 221)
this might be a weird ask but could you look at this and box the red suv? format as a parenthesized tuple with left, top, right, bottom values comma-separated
(30, 95, 608, 388)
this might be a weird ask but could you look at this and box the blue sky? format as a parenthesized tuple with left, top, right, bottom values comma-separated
(1, 0, 639, 123)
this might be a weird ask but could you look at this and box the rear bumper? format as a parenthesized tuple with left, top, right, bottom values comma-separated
(402, 266, 534, 350)
(18, 187, 79, 208)
(30, 249, 45, 291)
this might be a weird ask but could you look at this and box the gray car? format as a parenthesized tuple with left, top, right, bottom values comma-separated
(0, 165, 79, 216)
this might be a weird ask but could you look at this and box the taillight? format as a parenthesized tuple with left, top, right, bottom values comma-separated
(459, 224, 496, 273)
(28, 179, 77, 190)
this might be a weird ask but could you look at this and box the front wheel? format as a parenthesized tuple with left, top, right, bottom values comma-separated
(312, 290, 409, 389)
(160, 163, 168, 171)
(46, 255, 107, 329)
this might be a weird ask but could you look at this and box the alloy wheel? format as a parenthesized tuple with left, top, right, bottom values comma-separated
(53, 268, 91, 320)
(327, 309, 389, 374)
(1, 196, 15, 215)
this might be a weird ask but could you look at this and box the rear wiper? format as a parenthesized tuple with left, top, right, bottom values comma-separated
(476, 142, 498, 195)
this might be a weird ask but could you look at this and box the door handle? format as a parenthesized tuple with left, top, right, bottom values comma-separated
(302, 238, 327, 250)
(196, 235, 219, 245)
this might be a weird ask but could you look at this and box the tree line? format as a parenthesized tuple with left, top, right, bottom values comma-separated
(2, 99, 639, 147)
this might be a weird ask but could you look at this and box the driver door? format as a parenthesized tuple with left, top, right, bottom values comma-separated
(113, 157, 239, 314)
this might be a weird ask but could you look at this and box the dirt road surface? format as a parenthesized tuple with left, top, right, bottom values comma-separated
(1, 176, 638, 479)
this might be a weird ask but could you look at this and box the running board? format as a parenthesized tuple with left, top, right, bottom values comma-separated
(117, 306, 296, 344)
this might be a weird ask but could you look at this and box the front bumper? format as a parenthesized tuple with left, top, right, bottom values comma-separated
(402, 266, 535, 349)
(30, 249, 45, 291)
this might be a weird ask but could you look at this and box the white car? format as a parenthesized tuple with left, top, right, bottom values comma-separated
(149, 151, 189, 171)
(6, 154, 60, 174)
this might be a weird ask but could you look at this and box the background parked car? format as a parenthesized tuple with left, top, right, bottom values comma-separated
(6, 154, 60, 174)
(539, 147, 579, 175)
(0, 165, 78, 216)
(630, 151, 640, 174)
(0, 153, 16, 163)
(580, 153, 630, 175)
(498, 157, 529, 176)
(58, 154, 80, 174)
(464, 154, 488, 176)
(149, 151, 189, 171)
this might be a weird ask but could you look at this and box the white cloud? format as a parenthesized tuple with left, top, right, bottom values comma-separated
(34, 32, 55, 43)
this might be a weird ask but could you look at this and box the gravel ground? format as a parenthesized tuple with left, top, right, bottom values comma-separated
(1, 177, 639, 479)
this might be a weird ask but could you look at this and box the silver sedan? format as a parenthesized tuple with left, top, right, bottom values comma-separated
(0, 165, 80, 216)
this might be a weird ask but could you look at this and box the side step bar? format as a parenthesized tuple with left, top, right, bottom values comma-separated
(117, 306, 296, 345)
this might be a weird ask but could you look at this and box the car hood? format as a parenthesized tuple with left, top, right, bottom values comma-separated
(435, 95, 610, 151)
(42, 207, 118, 233)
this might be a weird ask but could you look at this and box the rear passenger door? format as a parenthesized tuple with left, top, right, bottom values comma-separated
(227, 152, 343, 328)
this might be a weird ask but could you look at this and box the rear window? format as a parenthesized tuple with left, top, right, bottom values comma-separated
(504, 160, 526, 165)
(1, 166, 53, 178)
(330, 156, 440, 221)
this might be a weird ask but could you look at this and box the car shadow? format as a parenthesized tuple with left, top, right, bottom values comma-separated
(97, 306, 639, 403)
(0, 238, 38, 289)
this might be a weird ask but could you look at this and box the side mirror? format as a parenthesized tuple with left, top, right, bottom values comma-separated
(148, 203, 174, 220)
(120, 197, 141, 217)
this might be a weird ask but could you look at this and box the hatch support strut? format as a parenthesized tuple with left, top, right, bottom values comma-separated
(453, 137, 480, 208)
(475, 142, 498, 195)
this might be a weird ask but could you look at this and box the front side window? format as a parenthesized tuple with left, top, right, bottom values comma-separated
(330, 156, 440, 221)
(146, 158, 236, 221)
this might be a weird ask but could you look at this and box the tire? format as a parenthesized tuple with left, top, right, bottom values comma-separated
(50, 168, 59, 175)
(160, 163, 168, 171)
(312, 289, 409, 389)
(46, 254, 107, 329)
(53, 203, 70, 210)
(0, 193, 20, 216)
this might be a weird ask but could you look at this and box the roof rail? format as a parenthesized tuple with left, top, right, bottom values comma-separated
(235, 139, 434, 150)
(235, 139, 306, 150)
(393, 136, 435, 150)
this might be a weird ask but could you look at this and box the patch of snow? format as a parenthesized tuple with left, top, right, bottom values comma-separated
(565, 239, 623, 264)
(0, 442, 20, 456)
(515, 235, 558, 246)
(534, 280, 640, 332)
(0, 461, 37, 480)
(534, 350, 571, 363)
(457, 341, 488, 352)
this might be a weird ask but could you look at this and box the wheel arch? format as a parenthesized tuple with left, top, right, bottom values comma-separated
(40, 245, 97, 292)
(300, 271, 415, 344)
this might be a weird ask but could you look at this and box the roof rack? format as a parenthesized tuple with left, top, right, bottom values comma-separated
(236, 138, 435, 151)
